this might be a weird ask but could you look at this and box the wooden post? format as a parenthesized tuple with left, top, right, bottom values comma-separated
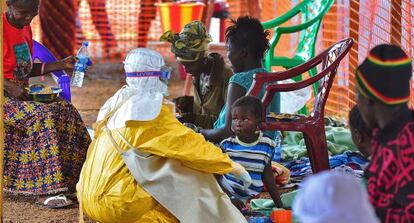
(0, 1, 4, 222)
(390, 0, 402, 45)
(407, 2, 413, 108)
(322, 2, 342, 114)
(201, 0, 215, 31)
(348, 0, 359, 106)
(247, 0, 261, 19)
(272, 0, 292, 71)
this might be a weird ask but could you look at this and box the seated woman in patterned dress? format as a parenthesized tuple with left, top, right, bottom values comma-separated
(3, 0, 91, 208)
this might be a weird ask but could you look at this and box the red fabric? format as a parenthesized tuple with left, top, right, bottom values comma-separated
(368, 117, 414, 222)
(3, 12, 33, 80)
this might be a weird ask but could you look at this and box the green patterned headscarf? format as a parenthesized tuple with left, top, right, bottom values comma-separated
(160, 21, 212, 62)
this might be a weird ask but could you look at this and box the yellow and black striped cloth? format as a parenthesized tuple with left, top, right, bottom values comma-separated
(160, 21, 212, 62)
(356, 44, 412, 105)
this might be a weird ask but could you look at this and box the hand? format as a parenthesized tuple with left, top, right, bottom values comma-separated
(230, 197, 246, 211)
(174, 96, 194, 114)
(178, 113, 196, 124)
(239, 172, 252, 190)
(183, 122, 201, 132)
(59, 56, 78, 70)
(5, 81, 29, 100)
(231, 162, 252, 190)
(13, 61, 32, 80)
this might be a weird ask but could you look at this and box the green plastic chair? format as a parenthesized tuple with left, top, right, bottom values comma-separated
(261, 0, 334, 114)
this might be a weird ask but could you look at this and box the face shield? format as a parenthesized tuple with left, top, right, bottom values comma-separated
(123, 48, 171, 96)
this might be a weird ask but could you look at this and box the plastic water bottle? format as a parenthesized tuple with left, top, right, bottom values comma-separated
(71, 41, 90, 87)
(273, 131, 282, 162)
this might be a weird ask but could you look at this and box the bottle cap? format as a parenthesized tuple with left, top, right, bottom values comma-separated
(82, 41, 89, 47)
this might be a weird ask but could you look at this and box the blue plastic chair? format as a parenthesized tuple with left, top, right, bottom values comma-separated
(32, 40, 72, 102)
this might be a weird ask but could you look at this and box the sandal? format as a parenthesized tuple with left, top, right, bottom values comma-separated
(35, 194, 74, 209)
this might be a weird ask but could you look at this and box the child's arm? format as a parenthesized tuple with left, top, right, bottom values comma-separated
(262, 162, 283, 208)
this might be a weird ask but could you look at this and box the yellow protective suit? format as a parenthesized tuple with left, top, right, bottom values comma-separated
(77, 105, 234, 223)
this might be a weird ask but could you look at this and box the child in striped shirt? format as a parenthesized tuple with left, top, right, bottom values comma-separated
(220, 96, 283, 208)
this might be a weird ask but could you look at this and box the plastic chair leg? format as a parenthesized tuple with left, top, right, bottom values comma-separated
(303, 129, 329, 173)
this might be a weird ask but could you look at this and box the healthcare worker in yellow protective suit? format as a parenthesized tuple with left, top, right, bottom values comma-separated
(77, 48, 250, 223)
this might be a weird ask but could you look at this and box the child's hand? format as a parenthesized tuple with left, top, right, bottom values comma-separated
(183, 122, 202, 133)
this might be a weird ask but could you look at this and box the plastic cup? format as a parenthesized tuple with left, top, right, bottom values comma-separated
(58, 75, 71, 101)
(270, 210, 292, 223)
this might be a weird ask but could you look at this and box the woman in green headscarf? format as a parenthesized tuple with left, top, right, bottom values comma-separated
(161, 21, 233, 129)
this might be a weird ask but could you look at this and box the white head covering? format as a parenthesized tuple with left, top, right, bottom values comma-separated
(292, 171, 379, 223)
(97, 48, 169, 129)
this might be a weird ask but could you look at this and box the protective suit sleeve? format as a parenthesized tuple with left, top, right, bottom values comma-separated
(125, 106, 234, 175)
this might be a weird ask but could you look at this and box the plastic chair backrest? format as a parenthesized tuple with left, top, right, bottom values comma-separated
(261, 0, 334, 68)
(311, 39, 352, 118)
(32, 40, 71, 101)
(247, 38, 353, 122)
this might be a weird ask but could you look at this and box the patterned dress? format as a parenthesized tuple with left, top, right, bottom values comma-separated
(4, 96, 91, 195)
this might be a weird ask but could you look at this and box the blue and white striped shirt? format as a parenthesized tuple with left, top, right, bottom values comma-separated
(221, 132, 275, 197)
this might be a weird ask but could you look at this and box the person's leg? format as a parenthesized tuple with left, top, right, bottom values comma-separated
(215, 175, 247, 211)
(215, 174, 237, 197)
(3, 97, 89, 207)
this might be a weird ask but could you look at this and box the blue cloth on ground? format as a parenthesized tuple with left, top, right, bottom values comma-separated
(282, 151, 368, 177)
